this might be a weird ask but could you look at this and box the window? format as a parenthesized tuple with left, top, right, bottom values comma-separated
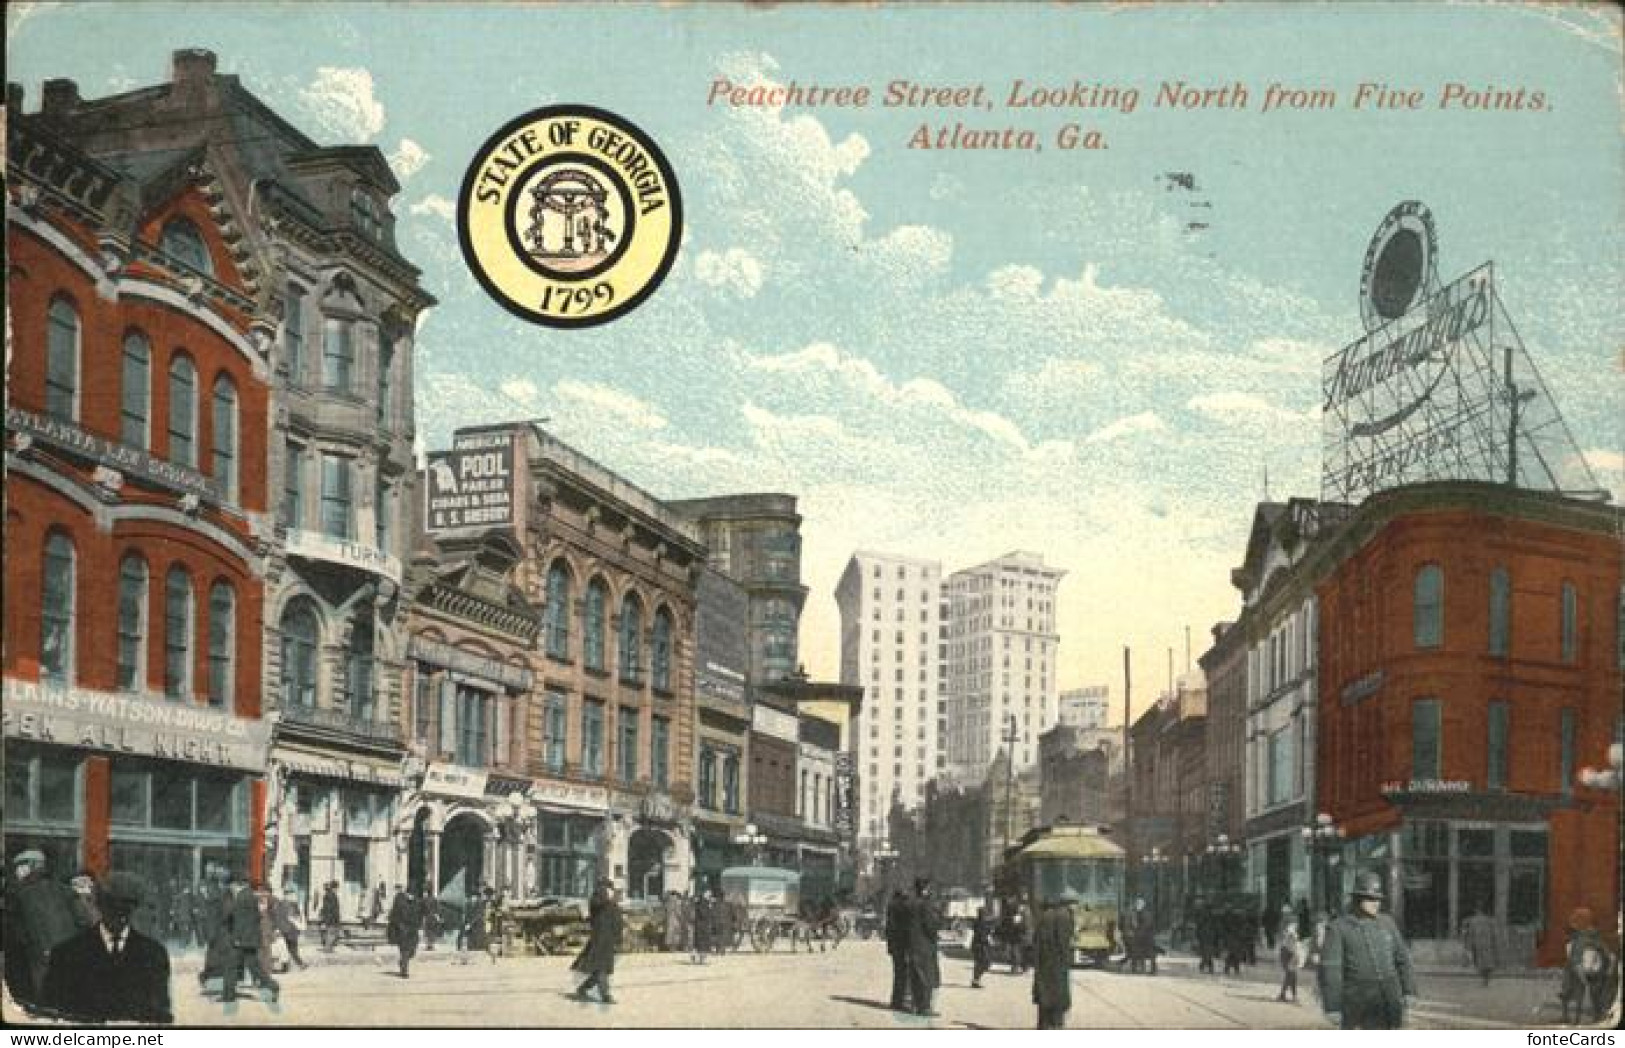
(350, 190, 382, 240)
(584, 580, 607, 671)
(582, 701, 605, 777)
(545, 562, 572, 660)
(722, 754, 740, 813)
(455, 685, 491, 767)
(160, 218, 213, 276)
(45, 298, 80, 421)
(283, 442, 305, 527)
(1489, 568, 1511, 656)
(348, 610, 375, 722)
(212, 375, 238, 500)
(41, 533, 76, 687)
(543, 690, 568, 771)
(699, 748, 718, 809)
(1561, 582, 1578, 663)
(284, 286, 306, 382)
(207, 582, 234, 710)
(618, 708, 638, 782)
(164, 567, 193, 699)
(651, 608, 673, 691)
(377, 335, 394, 429)
(414, 670, 434, 743)
(168, 356, 197, 467)
(1412, 698, 1442, 780)
(116, 556, 148, 691)
(1413, 565, 1443, 648)
(375, 477, 392, 551)
(1487, 701, 1508, 791)
(1559, 708, 1576, 797)
(320, 454, 353, 539)
(121, 332, 150, 447)
(651, 717, 669, 789)
(280, 601, 319, 708)
(322, 317, 354, 393)
(619, 595, 643, 685)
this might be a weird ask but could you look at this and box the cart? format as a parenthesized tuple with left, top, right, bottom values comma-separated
(721, 865, 827, 953)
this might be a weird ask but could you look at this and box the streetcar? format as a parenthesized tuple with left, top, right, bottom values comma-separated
(996, 823, 1125, 967)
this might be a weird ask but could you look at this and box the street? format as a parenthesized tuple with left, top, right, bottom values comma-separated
(147, 940, 1575, 1029)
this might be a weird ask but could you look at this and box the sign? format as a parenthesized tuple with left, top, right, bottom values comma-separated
(274, 750, 403, 787)
(531, 779, 609, 813)
(285, 528, 402, 583)
(1359, 200, 1438, 330)
(5, 405, 225, 503)
(1381, 779, 1471, 794)
(751, 704, 799, 742)
(485, 774, 532, 799)
(833, 752, 856, 835)
(1340, 670, 1385, 705)
(2, 678, 270, 772)
(409, 636, 533, 690)
(639, 791, 688, 825)
(424, 762, 489, 799)
(426, 432, 516, 532)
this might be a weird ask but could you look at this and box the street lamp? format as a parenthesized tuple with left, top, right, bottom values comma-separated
(1144, 846, 1171, 931)
(494, 790, 538, 899)
(1578, 743, 1623, 791)
(1301, 812, 1344, 917)
(1205, 834, 1241, 894)
(734, 822, 768, 867)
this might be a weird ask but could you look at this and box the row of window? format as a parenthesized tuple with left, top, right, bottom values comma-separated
(45, 299, 241, 499)
(543, 564, 675, 690)
(1410, 697, 1578, 796)
(41, 533, 237, 707)
(282, 283, 397, 427)
(696, 746, 742, 814)
(1412, 565, 1580, 661)
(279, 600, 376, 721)
(282, 441, 393, 547)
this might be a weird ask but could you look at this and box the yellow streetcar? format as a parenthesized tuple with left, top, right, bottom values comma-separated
(998, 824, 1126, 967)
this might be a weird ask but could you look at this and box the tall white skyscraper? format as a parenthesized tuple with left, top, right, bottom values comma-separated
(945, 551, 1065, 784)
(835, 552, 944, 853)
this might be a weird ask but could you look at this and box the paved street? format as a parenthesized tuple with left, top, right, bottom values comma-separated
(145, 940, 1581, 1029)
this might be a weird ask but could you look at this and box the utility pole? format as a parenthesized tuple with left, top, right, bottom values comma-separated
(1123, 646, 1132, 886)
(1002, 714, 1019, 856)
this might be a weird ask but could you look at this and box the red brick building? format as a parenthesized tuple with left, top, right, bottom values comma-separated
(5, 92, 274, 929)
(1314, 481, 1622, 965)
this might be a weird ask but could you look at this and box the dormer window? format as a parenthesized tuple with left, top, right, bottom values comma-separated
(350, 189, 383, 240)
(160, 218, 214, 277)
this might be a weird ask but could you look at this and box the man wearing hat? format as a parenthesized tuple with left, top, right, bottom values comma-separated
(220, 873, 278, 1004)
(4, 849, 83, 1013)
(39, 873, 173, 1024)
(903, 877, 942, 1017)
(1032, 890, 1077, 1029)
(1319, 871, 1416, 1029)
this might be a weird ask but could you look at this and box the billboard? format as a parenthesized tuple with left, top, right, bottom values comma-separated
(425, 430, 517, 532)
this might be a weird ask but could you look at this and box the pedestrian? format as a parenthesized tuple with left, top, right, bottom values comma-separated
(487, 890, 508, 959)
(1223, 908, 1247, 976)
(255, 884, 281, 972)
(274, 890, 307, 970)
(1276, 904, 1304, 1002)
(570, 881, 622, 1004)
(904, 877, 941, 1017)
(1132, 899, 1159, 976)
(39, 873, 173, 1025)
(664, 891, 686, 953)
(1460, 905, 1502, 987)
(691, 891, 713, 964)
(3, 850, 85, 1013)
(1033, 891, 1076, 1029)
(885, 888, 912, 1010)
(1245, 907, 1260, 965)
(422, 892, 442, 951)
(1560, 907, 1614, 1025)
(365, 880, 386, 931)
(219, 874, 278, 1005)
(970, 900, 995, 988)
(1319, 871, 1415, 1029)
(387, 885, 423, 978)
(1195, 900, 1217, 974)
(1263, 900, 1281, 951)
(713, 889, 732, 955)
(463, 888, 490, 962)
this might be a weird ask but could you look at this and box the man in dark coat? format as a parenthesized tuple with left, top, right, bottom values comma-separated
(1195, 900, 1217, 974)
(885, 889, 912, 1010)
(904, 878, 941, 1017)
(970, 901, 995, 988)
(571, 881, 622, 1003)
(1032, 892, 1076, 1029)
(387, 885, 423, 978)
(274, 890, 307, 969)
(40, 873, 172, 1025)
(317, 881, 342, 952)
(690, 891, 713, 963)
(220, 874, 279, 1004)
(4, 850, 86, 1013)
(1320, 871, 1416, 1029)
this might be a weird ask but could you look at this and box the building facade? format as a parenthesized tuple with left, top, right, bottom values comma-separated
(1058, 685, 1111, 730)
(1198, 620, 1248, 870)
(5, 84, 275, 938)
(689, 566, 751, 890)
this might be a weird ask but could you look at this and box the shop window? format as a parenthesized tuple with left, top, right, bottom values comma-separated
(168, 355, 197, 468)
(41, 532, 77, 687)
(584, 579, 607, 671)
(45, 296, 81, 422)
(1487, 701, 1509, 791)
(160, 218, 213, 276)
(212, 375, 238, 501)
(207, 581, 235, 710)
(280, 600, 319, 708)
(6, 750, 81, 825)
(153, 771, 193, 830)
(111, 764, 148, 826)
(164, 566, 194, 699)
(320, 454, 353, 539)
(1411, 698, 1441, 780)
(1413, 565, 1443, 649)
(582, 701, 605, 777)
(1560, 582, 1578, 663)
(284, 285, 306, 382)
(618, 708, 639, 782)
(121, 331, 151, 447)
(1400, 820, 1450, 939)
(543, 690, 568, 771)
(619, 595, 643, 685)
(545, 562, 572, 660)
(1488, 568, 1511, 656)
(652, 717, 669, 789)
(196, 776, 239, 833)
(347, 610, 375, 722)
(651, 608, 673, 691)
(322, 317, 354, 393)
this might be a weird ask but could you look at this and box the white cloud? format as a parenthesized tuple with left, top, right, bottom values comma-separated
(694, 247, 765, 298)
(409, 195, 456, 222)
(1186, 392, 1315, 426)
(554, 380, 667, 431)
(389, 138, 429, 181)
(1084, 412, 1166, 444)
(298, 67, 385, 142)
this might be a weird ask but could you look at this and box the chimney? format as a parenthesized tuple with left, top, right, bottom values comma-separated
(172, 49, 218, 85)
(41, 79, 80, 116)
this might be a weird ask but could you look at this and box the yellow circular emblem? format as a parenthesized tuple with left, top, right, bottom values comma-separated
(458, 106, 682, 328)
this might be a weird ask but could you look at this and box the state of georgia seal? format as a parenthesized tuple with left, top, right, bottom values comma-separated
(458, 106, 681, 328)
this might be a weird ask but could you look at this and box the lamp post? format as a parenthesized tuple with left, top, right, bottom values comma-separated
(1301, 812, 1344, 917)
(734, 822, 768, 867)
(1206, 834, 1241, 894)
(1144, 846, 1170, 932)
(494, 791, 538, 899)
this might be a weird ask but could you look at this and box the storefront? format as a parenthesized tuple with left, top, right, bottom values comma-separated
(265, 745, 404, 920)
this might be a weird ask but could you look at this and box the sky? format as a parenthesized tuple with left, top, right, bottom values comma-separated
(9, 2, 1622, 722)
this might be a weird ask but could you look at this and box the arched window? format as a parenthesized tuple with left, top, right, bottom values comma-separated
(347, 609, 375, 722)
(164, 566, 194, 699)
(207, 582, 235, 710)
(280, 601, 320, 708)
(584, 579, 607, 671)
(1561, 582, 1578, 663)
(545, 561, 572, 660)
(41, 533, 76, 686)
(651, 607, 673, 691)
(121, 331, 151, 447)
(619, 594, 643, 685)
(45, 297, 80, 421)
(212, 375, 238, 500)
(116, 555, 149, 691)
(1413, 564, 1443, 649)
(160, 218, 214, 276)
(168, 355, 197, 467)
(1489, 567, 1511, 657)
